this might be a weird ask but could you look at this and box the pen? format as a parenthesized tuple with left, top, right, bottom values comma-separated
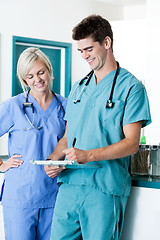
(72, 138, 76, 147)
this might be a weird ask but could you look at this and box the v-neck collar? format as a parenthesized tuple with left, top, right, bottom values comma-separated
(87, 68, 118, 98)
(28, 92, 57, 118)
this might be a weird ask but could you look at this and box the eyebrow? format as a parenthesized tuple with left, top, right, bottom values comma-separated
(27, 68, 45, 75)
(77, 46, 93, 51)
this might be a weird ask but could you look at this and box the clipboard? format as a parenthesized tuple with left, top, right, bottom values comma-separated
(30, 159, 100, 169)
(30, 159, 76, 167)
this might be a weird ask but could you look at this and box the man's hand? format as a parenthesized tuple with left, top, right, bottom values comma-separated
(63, 148, 92, 164)
(44, 165, 65, 178)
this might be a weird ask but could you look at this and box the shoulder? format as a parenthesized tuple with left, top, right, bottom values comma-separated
(118, 68, 145, 95)
(55, 93, 67, 103)
(67, 80, 80, 99)
(54, 93, 67, 108)
(0, 93, 25, 112)
(119, 68, 143, 87)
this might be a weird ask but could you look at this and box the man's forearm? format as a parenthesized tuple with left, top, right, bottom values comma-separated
(87, 137, 139, 162)
(64, 121, 141, 164)
(87, 121, 141, 162)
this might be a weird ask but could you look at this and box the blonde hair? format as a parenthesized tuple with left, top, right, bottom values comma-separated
(17, 47, 54, 92)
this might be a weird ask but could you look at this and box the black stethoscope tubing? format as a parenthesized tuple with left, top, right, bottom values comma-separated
(79, 70, 94, 86)
(23, 89, 65, 130)
(71, 61, 120, 108)
(106, 61, 120, 108)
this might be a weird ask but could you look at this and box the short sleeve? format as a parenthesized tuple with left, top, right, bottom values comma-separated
(64, 82, 78, 122)
(0, 100, 14, 136)
(122, 86, 151, 127)
(64, 99, 72, 122)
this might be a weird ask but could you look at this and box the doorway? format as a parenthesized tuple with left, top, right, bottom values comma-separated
(12, 36, 72, 97)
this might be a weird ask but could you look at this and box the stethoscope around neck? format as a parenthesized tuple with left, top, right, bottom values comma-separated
(70, 61, 120, 108)
(22, 90, 39, 131)
(22, 89, 65, 131)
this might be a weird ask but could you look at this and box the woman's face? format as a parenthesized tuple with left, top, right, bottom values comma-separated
(24, 59, 51, 95)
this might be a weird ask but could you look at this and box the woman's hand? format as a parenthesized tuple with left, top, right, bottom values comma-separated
(0, 155, 23, 173)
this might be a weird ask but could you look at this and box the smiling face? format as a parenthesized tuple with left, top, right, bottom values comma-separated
(77, 37, 108, 72)
(24, 58, 51, 95)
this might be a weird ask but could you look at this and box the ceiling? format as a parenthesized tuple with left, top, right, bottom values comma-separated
(91, 0, 146, 6)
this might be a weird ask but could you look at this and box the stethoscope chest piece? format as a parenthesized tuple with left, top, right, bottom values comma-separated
(106, 100, 114, 109)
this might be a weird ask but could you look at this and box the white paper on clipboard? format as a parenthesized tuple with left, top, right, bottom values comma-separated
(30, 159, 100, 169)
(30, 159, 77, 167)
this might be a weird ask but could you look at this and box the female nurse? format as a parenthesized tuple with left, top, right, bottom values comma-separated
(0, 47, 67, 240)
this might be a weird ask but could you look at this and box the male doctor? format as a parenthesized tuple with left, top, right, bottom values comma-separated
(45, 15, 151, 240)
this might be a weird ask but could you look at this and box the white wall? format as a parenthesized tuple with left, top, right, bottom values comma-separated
(121, 186, 160, 240)
(145, 0, 160, 145)
(121, 0, 160, 145)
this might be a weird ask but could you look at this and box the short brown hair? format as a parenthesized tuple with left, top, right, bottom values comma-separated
(72, 15, 113, 49)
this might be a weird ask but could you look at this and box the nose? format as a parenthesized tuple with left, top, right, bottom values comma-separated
(82, 50, 89, 60)
(34, 74, 41, 82)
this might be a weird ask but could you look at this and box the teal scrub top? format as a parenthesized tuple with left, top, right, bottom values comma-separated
(58, 68, 151, 196)
(0, 92, 67, 208)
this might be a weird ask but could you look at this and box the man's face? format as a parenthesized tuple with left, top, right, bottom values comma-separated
(77, 37, 107, 71)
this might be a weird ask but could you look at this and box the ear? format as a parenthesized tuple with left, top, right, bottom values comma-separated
(104, 36, 111, 50)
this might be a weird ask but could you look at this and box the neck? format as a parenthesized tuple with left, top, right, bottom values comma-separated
(30, 89, 53, 106)
(95, 53, 117, 84)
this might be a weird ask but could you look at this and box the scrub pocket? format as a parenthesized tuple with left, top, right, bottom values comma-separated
(103, 100, 125, 127)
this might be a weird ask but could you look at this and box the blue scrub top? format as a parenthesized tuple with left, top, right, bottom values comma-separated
(0, 92, 67, 208)
(58, 68, 151, 196)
